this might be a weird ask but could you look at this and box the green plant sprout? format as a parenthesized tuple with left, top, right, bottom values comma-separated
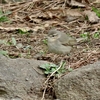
(67, 65, 73, 72)
(85, 15, 88, 20)
(92, 32, 100, 39)
(39, 50, 46, 55)
(42, 39, 48, 45)
(17, 29, 29, 35)
(11, 37, 17, 46)
(7, 37, 17, 46)
(0, 50, 8, 56)
(39, 61, 66, 77)
(92, 7, 100, 18)
(80, 32, 90, 39)
(0, 10, 11, 22)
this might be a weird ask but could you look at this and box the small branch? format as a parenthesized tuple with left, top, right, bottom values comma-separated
(41, 60, 64, 100)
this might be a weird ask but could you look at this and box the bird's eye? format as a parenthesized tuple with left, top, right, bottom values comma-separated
(49, 34, 54, 37)
(49, 34, 55, 37)
(52, 34, 55, 37)
(48, 33, 58, 38)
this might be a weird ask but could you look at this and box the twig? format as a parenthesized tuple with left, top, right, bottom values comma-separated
(41, 60, 64, 100)
(41, 84, 48, 100)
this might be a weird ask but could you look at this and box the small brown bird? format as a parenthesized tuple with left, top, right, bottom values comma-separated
(48, 29, 77, 46)
(47, 33, 72, 54)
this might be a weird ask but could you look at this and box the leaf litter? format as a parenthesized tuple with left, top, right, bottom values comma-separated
(0, 0, 99, 68)
(0, 0, 100, 99)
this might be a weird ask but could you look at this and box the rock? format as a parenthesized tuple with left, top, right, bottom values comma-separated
(0, 97, 22, 100)
(54, 61, 100, 100)
(0, 55, 49, 100)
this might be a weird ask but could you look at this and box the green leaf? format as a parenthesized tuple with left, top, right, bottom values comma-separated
(80, 32, 90, 39)
(92, 7, 100, 18)
(44, 71, 50, 74)
(0, 10, 10, 22)
(61, 61, 66, 68)
(0, 50, 8, 56)
(40, 63, 49, 69)
(39, 65, 47, 69)
(12, 37, 17, 46)
(57, 70, 62, 74)
(51, 68, 56, 72)
(80, 33, 87, 38)
(68, 67, 73, 72)
(0, 10, 3, 15)
(39, 61, 66, 76)
(43, 39, 48, 45)
(17, 29, 28, 34)
(93, 32, 100, 39)
(50, 63, 58, 68)
(0, 16, 8, 22)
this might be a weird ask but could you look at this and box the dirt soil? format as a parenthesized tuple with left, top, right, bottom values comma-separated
(0, 0, 100, 100)
(0, 0, 100, 69)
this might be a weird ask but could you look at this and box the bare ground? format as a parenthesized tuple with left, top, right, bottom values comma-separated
(0, 0, 100, 70)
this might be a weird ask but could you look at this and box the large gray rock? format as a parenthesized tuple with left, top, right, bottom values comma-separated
(0, 55, 48, 100)
(54, 61, 100, 100)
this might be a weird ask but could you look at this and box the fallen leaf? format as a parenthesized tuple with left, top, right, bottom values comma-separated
(84, 10, 100, 23)
(66, 0, 85, 7)
(93, 0, 100, 3)
(66, 9, 83, 22)
(0, 50, 8, 56)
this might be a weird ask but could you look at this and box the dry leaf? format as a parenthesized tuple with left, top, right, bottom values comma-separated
(84, 10, 99, 23)
(0, 26, 33, 31)
(46, 11, 53, 18)
(95, 0, 100, 3)
(67, 9, 83, 16)
(66, 9, 83, 22)
(66, 0, 85, 7)
(92, 0, 100, 3)
(33, 26, 45, 32)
